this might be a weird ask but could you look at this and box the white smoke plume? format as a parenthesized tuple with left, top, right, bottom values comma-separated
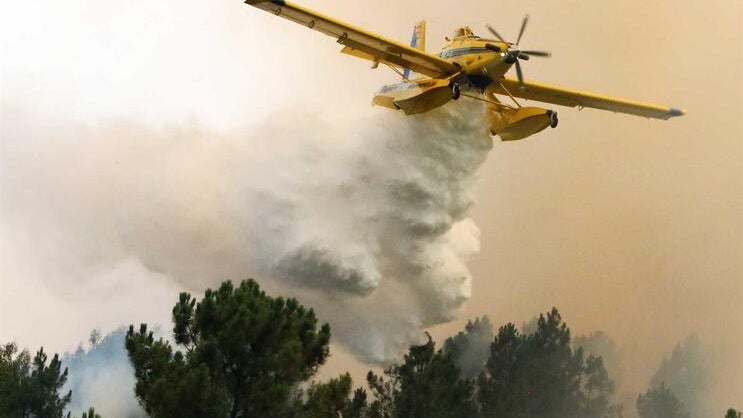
(442, 316, 494, 379)
(1, 100, 492, 365)
(2, 5, 493, 416)
(62, 328, 146, 418)
(648, 335, 711, 418)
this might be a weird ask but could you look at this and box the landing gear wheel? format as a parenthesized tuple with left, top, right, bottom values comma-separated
(451, 83, 461, 100)
(548, 110, 559, 128)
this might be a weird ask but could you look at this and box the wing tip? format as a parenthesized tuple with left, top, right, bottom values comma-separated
(669, 108, 686, 118)
(245, 0, 285, 5)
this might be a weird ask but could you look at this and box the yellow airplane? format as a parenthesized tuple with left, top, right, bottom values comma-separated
(245, 1, 685, 141)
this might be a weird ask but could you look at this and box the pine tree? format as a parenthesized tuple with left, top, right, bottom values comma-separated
(636, 383, 690, 418)
(80, 406, 101, 418)
(0, 342, 72, 418)
(125, 279, 331, 418)
(477, 308, 620, 418)
(366, 334, 478, 418)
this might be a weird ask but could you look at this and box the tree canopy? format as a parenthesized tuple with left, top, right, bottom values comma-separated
(289, 373, 366, 418)
(477, 308, 620, 418)
(649, 336, 707, 418)
(4, 277, 668, 418)
(125, 279, 331, 418)
(636, 383, 690, 418)
(365, 334, 478, 418)
(0, 342, 71, 418)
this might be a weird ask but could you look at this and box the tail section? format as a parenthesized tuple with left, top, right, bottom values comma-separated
(403, 21, 426, 80)
(411, 20, 426, 52)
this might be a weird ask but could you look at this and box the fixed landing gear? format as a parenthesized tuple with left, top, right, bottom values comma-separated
(548, 110, 559, 128)
(451, 83, 461, 100)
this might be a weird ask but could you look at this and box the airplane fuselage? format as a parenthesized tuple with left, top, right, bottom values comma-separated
(374, 35, 520, 109)
(438, 37, 514, 91)
(373, 35, 558, 141)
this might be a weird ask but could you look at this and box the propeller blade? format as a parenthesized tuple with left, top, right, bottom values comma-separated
(516, 15, 529, 45)
(514, 59, 524, 86)
(518, 53, 531, 60)
(521, 50, 551, 57)
(486, 24, 508, 44)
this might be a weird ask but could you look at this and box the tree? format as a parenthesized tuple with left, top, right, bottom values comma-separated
(341, 389, 369, 418)
(87, 330, 101, 348)
(725, 409, 742, 418)
(574, 331, 623, 388)
(649, 336, 707, 417)
(80, 407, 101, 418)
(477, 308, 620, 418)
(476, 322, 523, 418)
(125, 279, 331, 418)
(290, 373, 366, 418)
(636, 383, 690, 418)
(582, 355, 622, 418)
(0, 342, 72, 418)
(366, 334, 478, 418)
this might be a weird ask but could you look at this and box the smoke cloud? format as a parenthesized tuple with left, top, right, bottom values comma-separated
(63, 328, 145, 418)
(1, 100, 491, 365)
(242, 101, 493, 361)
(648, 335, 710, 418)
(442, 316, 493, 379)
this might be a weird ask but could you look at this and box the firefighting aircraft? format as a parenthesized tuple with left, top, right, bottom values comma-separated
(245, 0, 685, 141)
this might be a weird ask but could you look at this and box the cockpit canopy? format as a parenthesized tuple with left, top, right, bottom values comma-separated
(452, 26, 476, 38)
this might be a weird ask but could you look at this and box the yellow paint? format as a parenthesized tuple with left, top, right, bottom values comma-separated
(245, 0, 685, 141)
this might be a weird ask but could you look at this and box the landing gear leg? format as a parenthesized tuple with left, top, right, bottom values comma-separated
(451, 83, 461, 100)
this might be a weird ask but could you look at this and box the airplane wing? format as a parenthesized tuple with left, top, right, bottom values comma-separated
(493, 78, 685, 120)
(244, 0, 460, 79)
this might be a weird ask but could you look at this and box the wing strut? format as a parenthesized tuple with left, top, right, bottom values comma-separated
(497, 82, 522, 108)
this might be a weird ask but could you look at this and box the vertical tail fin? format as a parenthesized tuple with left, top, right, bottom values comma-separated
(403, 21, 426, 80)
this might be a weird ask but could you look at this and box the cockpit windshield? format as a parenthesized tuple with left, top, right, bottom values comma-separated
(452, 26, 476, 38)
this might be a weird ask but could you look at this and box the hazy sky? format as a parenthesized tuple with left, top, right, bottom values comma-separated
(1, 0, 741, 415)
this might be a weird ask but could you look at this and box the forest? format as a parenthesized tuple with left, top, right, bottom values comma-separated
(1, 279, 738, 418)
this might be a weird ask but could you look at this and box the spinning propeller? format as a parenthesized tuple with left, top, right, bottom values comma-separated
(486, 15, 551, 87)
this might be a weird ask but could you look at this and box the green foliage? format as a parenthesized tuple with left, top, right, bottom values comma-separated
(341, 388, 369, 418)
(477, 307, 620, 418)
(290, 373, 363, 418)
(725, 408, 742, 418)
(125, 325, 227, 418)
(366, 334, 478, 418)
(0, 342, 72, 418)
(574, 331, 622, 387)
(125, 279, 331, 418)
(636, 383, 690, 418)
(357, 308, 620, 418)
